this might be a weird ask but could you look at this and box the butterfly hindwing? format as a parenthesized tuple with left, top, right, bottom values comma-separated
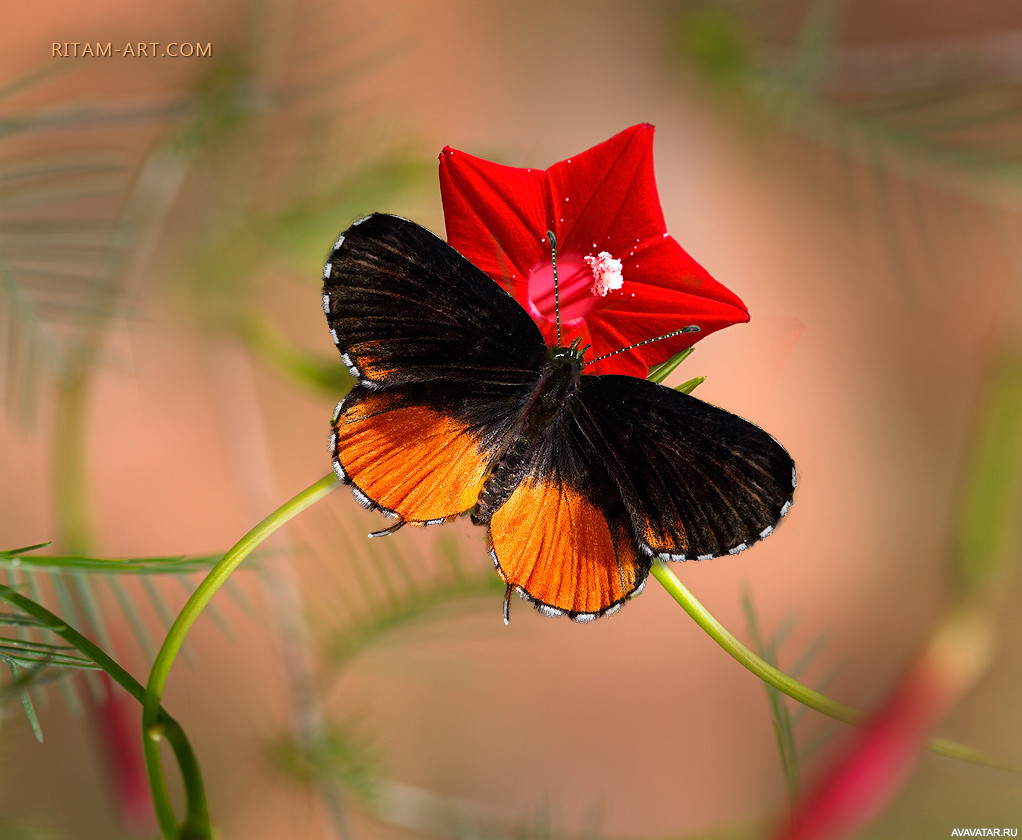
(486, 398, 652, 620)
(568, 375, 795, 562)
(331, 386, 487, 522)
(324, 214, 549, 524)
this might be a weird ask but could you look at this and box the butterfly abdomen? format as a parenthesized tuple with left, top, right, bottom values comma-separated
(472, 352, 580, 525)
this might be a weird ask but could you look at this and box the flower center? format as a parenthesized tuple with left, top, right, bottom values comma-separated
(527, 251, 623, 325)
(584, 252, 623, 296)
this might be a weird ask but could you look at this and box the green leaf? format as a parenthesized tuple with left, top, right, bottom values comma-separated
(0, 544, 224, 574)
(676, 375, 705, 394)
(648, 346, 694, 384)
(5, 661, 43, 742)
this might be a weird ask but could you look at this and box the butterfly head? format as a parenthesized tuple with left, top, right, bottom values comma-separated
(551, 337, 589, 369)
(544, 230, 698, 374)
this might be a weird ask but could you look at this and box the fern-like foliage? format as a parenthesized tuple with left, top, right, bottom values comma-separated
(742, 590, 848, 826)
(305, 505, 505, 675)
(668, 0, 1022, 293)
(0, 543, 225, 739)
(742, 594, 803, 816)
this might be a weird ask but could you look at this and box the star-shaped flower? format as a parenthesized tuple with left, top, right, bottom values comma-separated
(439, 124, 749, 377)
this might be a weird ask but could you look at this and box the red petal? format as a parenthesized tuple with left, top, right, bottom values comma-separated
(547, 124, 666, 257)
(439, 147, 547, 301)
(626, 235, 744, 305)
(582, 235, 748, 375)
(584, 290, 746, 376)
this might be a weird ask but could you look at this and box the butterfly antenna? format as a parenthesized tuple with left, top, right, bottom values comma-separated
(503, 584, 513, 625)
(547, 231, 561, 347)
(583, 325, 701, 368)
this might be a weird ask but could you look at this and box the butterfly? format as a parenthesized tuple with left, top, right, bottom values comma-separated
(322, 213, 795, 623)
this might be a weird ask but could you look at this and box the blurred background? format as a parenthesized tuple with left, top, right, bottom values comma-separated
(2, 1, 1021, 838)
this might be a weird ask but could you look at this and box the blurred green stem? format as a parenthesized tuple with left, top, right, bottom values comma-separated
(651, 561, 858, 720)
(142, 472, 338, 839)
(650, 560, 1018, 772)
(53, 370, 95, 555)
(53, 146, 192, 554)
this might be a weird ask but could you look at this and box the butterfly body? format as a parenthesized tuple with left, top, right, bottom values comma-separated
(323, 213, 795, 622)
(472, 347, 581, 525)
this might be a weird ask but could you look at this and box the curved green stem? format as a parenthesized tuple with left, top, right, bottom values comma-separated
(142, 473, 338, 838)
(0, 583, 208, 829)
(650, 560, 1019, 773)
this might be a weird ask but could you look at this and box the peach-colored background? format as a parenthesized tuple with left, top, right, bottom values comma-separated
(3, 2, 1021, 838)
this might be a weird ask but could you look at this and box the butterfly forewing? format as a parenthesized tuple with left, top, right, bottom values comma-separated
(323, 214, 547, 391)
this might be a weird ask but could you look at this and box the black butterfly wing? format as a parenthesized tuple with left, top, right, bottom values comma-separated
(323, 214, 549, 524)
(323, 213, 547, 391)
(567, 375, 795, 563)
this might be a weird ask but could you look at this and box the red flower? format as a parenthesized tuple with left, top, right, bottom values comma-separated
(439, 124, 749, 377)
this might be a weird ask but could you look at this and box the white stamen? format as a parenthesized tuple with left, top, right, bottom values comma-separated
(585, 251, 624, 296)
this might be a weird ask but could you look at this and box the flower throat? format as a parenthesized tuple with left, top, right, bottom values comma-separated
(545, 231, 701, 370)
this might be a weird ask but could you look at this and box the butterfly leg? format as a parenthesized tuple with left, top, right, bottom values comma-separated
(502, 583, 513, 625)
(369, 520, 406, 538)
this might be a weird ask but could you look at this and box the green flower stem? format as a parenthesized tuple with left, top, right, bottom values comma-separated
(650, 561, 858, 721)
(142, 473, 338, 839)
(0, 583, 206, 828)
(649, 560, 1019, 773)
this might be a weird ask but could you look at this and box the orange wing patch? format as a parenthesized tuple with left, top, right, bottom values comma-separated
(347, 339, 396, 381)
(638, 521, 692, 561)
(488, 477, 647, 620)
(333, 392, 488, 522)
